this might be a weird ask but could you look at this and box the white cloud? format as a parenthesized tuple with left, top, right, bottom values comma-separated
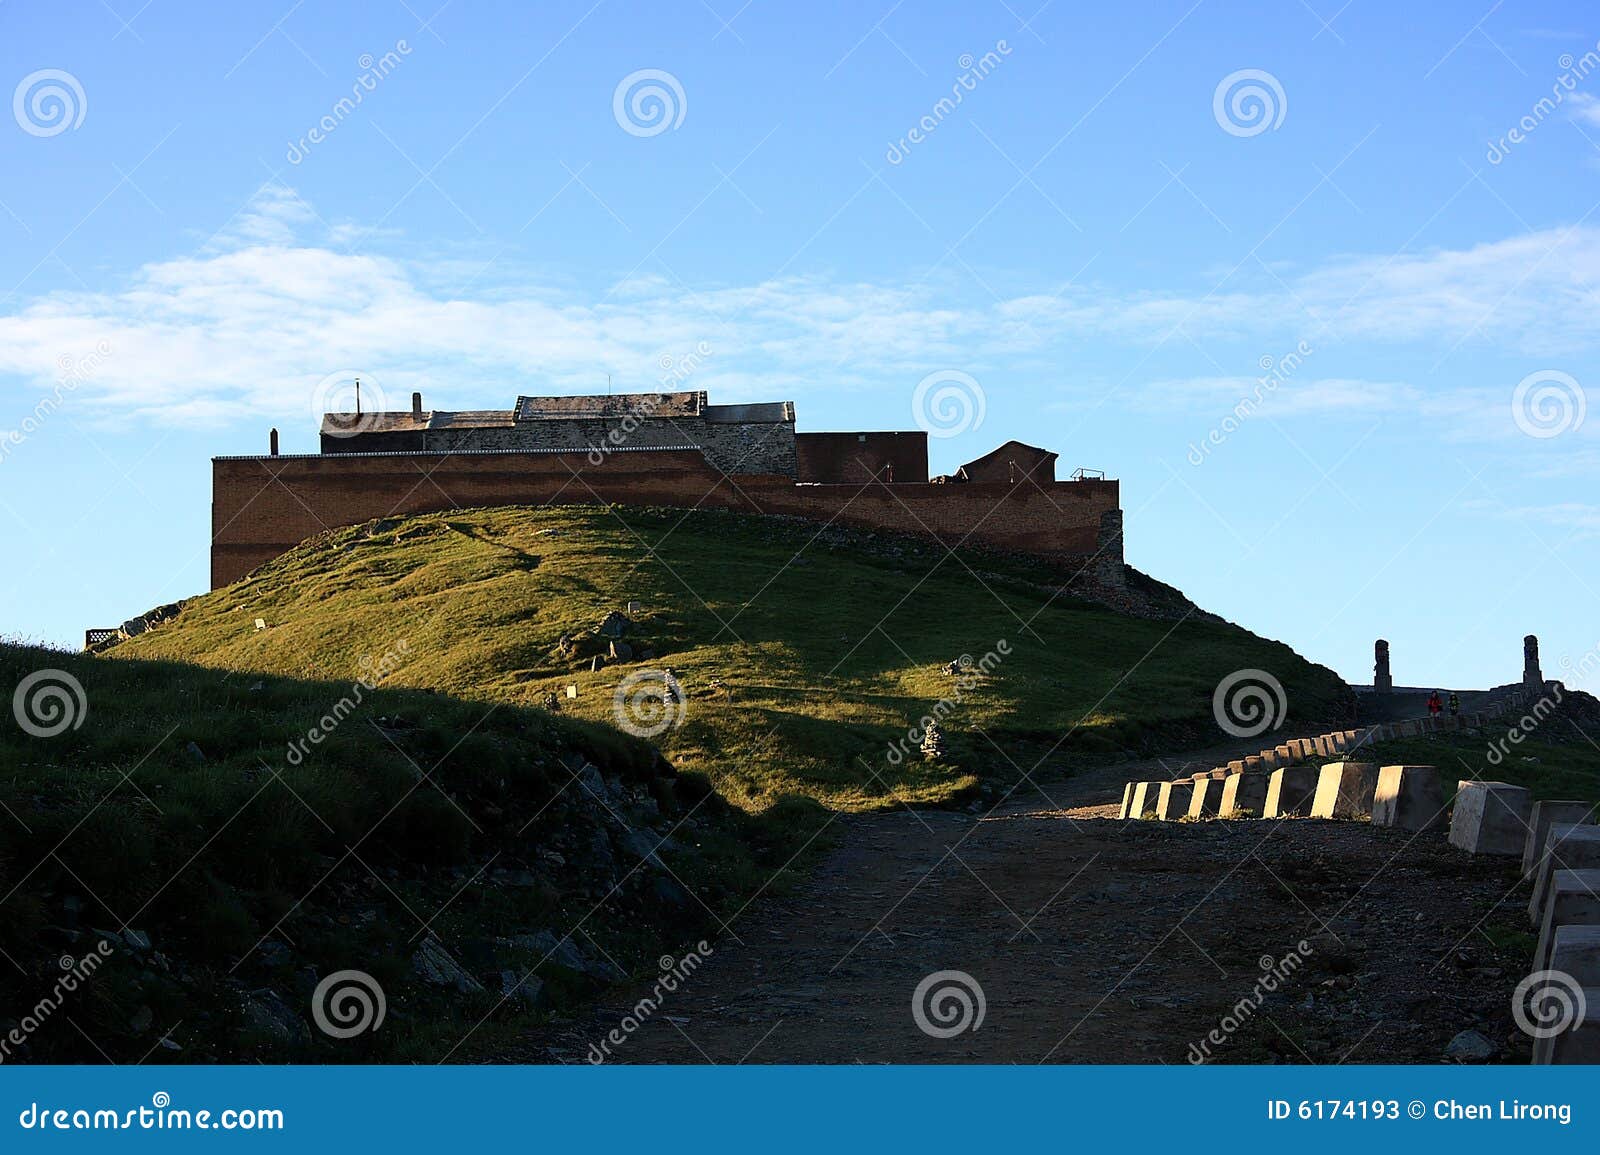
(3, 183, 1600, 437)
(1571, 92, 1600, 128)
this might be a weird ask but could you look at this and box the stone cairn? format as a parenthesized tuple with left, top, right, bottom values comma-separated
(1374, 639, 1392, 694)
(921, 721, 947, 761)
(1525, 634, 1544, 692)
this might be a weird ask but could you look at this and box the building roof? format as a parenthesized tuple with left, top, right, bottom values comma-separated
(958, 440, 1059, 472)
(513, 391, 704, 421)
(319, 410, 514, 436)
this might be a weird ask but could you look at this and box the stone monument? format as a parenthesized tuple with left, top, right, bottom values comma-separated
(1374, 639, 1392, 694)
(1525, 634, 1544, 691)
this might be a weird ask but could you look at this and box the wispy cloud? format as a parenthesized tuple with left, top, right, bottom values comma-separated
(2, 184, 1600, 435)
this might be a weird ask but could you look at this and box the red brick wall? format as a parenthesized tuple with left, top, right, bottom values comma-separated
(795, 432, 930, 484)
(211, 449, 1120, 588)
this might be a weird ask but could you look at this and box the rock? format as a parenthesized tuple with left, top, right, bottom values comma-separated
(411, 937, 486, 993)
(129, 1005, 154, 1034)
(499, 970, 548, 1009)
(242, 989, 310, 1047)
(595, 611, 632, 638)
(652, 876, 690, 909)
(123, 928, 152, 952)
(500, 931, 624, 984)
(257, 940, 292, 967)
(921, 721, 947, 761)
(185, 741, 207, 764)
(609, 640, 633, 662)
(495, 869, 540, 888)
(1445, 1029, 1494, 1062)
(617, 827, 662, 866)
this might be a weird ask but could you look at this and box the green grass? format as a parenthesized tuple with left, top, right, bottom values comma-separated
(1359, 722, 1600, 803)
(117, 504, 1352, 811)
(0, 640, 826, 1062)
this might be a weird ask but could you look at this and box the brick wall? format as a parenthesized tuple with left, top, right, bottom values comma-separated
(211, 449, 1121, 588)
(795, 431, 930, 484)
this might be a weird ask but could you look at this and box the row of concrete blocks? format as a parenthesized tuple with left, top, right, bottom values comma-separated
(1115, 709, 1508, 825)
(1120, 761, 1600, 1063)
(1117, 761, 1455, 827)
(1521, 813, 1600, 1063)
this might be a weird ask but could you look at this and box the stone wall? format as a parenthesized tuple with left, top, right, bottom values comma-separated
(210, 448, 1122, 588)
(324, 416, 797, 477)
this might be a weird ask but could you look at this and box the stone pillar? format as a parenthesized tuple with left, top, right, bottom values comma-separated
(1374, 639, 1392, 694)
(1525, 634, 1544, 691)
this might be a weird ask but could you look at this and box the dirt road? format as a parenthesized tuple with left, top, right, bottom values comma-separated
(504, 745, 1534, 1064)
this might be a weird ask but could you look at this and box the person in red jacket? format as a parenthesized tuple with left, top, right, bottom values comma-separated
(1427, 690, 1442, 717)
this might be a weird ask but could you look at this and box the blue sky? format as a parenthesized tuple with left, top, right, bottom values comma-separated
(2, 0, 1599, 692)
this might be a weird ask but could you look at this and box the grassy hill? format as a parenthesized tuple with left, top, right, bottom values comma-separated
(117, 504, 1353, 811)
(0, 640, 818, 1062)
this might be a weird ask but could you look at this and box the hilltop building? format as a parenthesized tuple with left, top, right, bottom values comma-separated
(210, 389, 1121, 588)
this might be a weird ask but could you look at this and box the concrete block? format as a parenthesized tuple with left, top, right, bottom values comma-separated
(1243, 755, 1263, 774)
(1371, 765, 1446, 833)
(1261, 750, 1281, 771)
(1156, 780, 1195, 821)
(1549, 925, 1600, 986)
(1227, 760, 1246, 775)
(1532, 993, 1600, 1064)
(1311, 762, 1379, 820)
(1117, 782, 1135, 820)
(1264, 765, 1319, 818)
(1328, 733, 1348, 753)
(1276, 744, 1295, 764)
(1128, 781, 1162, 820)
(1530, 826, 1600, 924)
(1188, 777, 1226, 820)
(1208, 768, 1229, 779)
(1524, 801, 1596, 876)
(1220, 772, 1269, 818)
(1449, 780, 1533, 856)
(1533, 869, 1600, 975)
(1189, 771, 1210, 781)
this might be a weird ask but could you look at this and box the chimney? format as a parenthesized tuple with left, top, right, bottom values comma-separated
(269, 428, 279, 456)
(354, 378, 362, 416)
(412, 391, 423, 418)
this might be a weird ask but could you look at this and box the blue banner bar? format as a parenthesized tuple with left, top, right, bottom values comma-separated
(2, 1066, 1596, 1151)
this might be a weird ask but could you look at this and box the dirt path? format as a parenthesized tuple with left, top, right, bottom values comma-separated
(502, 741, 1535, 1065)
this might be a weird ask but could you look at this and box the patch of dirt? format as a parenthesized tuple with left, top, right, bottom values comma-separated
(499, 742, 1534, 1065)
